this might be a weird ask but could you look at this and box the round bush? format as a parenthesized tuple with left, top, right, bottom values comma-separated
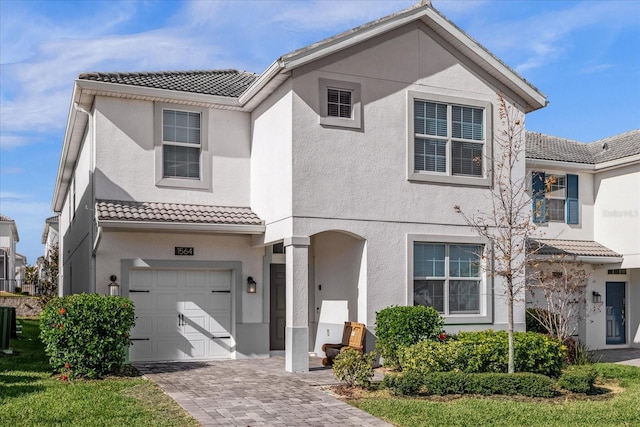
(40, 293, 135, 379)
(375, 305, 444, 368)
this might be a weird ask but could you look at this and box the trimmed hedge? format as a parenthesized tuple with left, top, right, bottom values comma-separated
(384, 371, 557, 397)
(399, 330, 566, 378)
(375, 305, 444, 368)
(40, 293, 135, 379)
(558, 365, 598, 393)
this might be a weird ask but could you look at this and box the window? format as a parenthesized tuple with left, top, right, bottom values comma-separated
(162, 109, 201, 179)
(532, 172, 579, 224)
(608, 269, 627, 275)
(413, 243, 483, 315)
(408, 92, 491, 186)
(154, 103, 209, 189)
(327, 88, 352, 118)
(319, 79, 361, 129)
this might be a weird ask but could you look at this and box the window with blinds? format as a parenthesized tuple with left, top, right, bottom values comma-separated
(414, 100, 484, 177)
(162, 109, 201, 179)
(327, 88, 352, 118)
(413, 242, 483, 315)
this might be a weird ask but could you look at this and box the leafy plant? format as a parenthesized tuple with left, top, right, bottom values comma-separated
(39, 293, 135, 379)
(399, 330, 566, 378)
(332, 348, 376, 388)
(375, 305, 444, 369)
(558, 365, 597, 393)
(38, 244, 59, 308)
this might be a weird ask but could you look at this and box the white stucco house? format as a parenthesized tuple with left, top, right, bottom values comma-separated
(60, 0, 640, 372)
(0, 214, 20, 293)
(526, 130, 640, 349)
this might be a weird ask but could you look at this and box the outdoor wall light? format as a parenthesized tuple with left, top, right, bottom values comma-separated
(247, 276, 257, 294)
(108, 274, 120, 296)
(592, 291, 602, 304)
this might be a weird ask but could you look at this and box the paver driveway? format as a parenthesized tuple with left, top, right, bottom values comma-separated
(135, 356, 391, 427)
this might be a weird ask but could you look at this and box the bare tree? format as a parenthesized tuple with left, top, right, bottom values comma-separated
(454, 94, 534, 373)
(527, 253, 593, 340)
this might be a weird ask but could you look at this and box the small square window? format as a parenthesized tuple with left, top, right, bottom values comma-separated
(319, 79, 361, 129)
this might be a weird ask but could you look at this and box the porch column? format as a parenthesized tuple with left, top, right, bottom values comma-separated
(284, 236, 310, 372)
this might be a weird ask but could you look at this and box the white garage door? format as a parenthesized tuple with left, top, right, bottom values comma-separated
(128, 269, 232, 362)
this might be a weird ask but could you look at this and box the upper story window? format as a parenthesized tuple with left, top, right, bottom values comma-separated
(408, 92, 492, 187)
(319, 78, 361, 129)
(532, 172, 578, 224)
(154, 103, 210, 190)
(413, 242, 483, 315)
(327, 88, 352, 119)
(162, 109, 201, 179)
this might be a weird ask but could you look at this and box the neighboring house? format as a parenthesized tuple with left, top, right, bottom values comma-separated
(526, 130, 640, 349)
(0, 214, 20, 293)
(36, 215, 60, 292)
(52, 1, 550, 371)
(14, 253, 26, 287)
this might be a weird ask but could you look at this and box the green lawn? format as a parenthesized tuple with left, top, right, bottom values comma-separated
(0, 319, 199, 427)
(351, 364, 640, 427)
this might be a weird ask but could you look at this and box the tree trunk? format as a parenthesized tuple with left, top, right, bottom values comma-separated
(508, 293, 515, 373)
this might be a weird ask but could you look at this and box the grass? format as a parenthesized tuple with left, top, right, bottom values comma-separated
(0, 319, 200, 427)
(350, 364, 640, 427)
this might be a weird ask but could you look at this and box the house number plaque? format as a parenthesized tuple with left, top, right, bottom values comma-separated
(175, 247, 194, 256)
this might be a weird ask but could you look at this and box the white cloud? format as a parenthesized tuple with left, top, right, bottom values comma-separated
(463, 1, 639, 73)
(0, 167, 23, 175)
(0, 135, 32, 149)
(581, 64, 615, 74)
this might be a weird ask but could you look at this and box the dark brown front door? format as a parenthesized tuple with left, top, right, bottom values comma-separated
(269, 264, 286, 350)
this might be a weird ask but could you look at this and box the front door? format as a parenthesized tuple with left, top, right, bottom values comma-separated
(606, 282, 626, 345)
(269, 264, 286, 350)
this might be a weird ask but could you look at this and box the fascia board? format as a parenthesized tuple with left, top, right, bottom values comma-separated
(594, 154, 640, 171)
(238, 61, 284, 106)
(525, 158, 595, 172)
(51, 83, 84, 213)
(425, 9, 546, 111)
(532, 254, 623, 264)
(76, 79, 242, 108)
(98, 220, 266, 235)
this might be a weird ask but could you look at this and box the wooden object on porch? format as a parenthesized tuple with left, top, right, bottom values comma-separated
(321, 321, 366, 366)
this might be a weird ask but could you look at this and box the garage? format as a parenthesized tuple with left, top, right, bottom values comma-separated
(128, 268, 233, 362)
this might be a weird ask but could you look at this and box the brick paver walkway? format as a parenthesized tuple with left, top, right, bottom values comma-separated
(135, 356, 391, 427)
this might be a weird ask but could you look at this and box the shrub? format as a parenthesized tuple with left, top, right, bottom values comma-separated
(558, 365, 598, 393)
(40, 293, 135, 379)
(14, 286, 22, 294)
(571, 340, 598, 365)
(399, 330, 566, 378)
(332, 348, 376, 388)
(375, 305, 444, 368)
(399, 339, 461, 375)
(384, 371, 556, 397)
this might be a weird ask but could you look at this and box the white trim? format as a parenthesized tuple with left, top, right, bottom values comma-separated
(407, 91, 492, 187)
(526, 154, 640, 173)
(98, 220, 265, 234)
(407, 233, 492, 324)
(318, 78, 362, 129)
(77, 79, 241, 108)
(154, 102, 211, 190)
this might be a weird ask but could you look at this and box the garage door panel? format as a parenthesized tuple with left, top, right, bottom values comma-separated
(128, 267, 233, 362)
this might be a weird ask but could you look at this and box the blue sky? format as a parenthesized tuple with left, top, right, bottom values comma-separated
(1, 0, 639, 264)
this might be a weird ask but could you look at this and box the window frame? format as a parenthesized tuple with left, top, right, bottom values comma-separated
(319, 78, 362, 129)
(407, 92, 492, 187)
(408, 234, 492, 324)
(531, 171, 579, 225)
(154, 102, 210, 189)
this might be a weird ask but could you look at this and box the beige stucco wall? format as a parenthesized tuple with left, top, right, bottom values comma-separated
(93, 96, 252, 207)
(594, 164, 640, 268)
(96, 231, 265, 324)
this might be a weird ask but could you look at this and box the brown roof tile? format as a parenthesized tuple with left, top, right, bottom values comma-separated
(530, 239, 621, 258)
(96, 199, 263, 226)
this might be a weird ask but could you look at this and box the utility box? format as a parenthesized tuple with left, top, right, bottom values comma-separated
(0, 306, 14, 354)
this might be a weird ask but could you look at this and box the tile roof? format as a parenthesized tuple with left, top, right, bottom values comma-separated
(0, 214, 15, 222)
(530, 239, 621, 258)
(96, 200, 263, 226)
(78, 70, 258, 98)
(526, 130, 640, 164)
